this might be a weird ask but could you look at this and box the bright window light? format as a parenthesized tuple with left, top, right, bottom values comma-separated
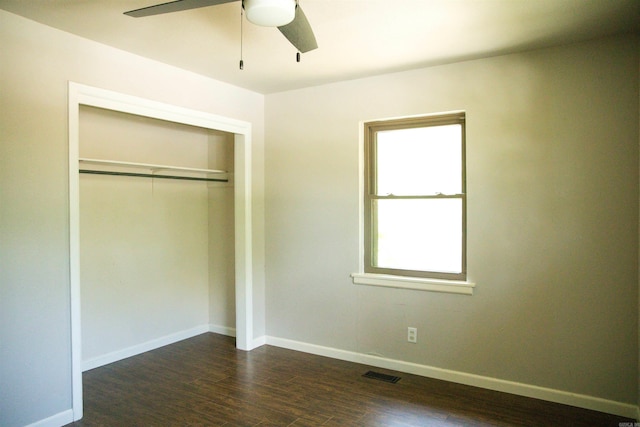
(376, 125, 462, 196)
(364, 113, 466, 280)
(375, 198, 462, 273)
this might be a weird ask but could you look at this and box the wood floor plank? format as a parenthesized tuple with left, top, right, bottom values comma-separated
(66, 333, 634, 427)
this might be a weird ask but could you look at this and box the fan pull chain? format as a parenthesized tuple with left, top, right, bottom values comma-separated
(295, 0, 300, 62)
(239, 3, 244, 70)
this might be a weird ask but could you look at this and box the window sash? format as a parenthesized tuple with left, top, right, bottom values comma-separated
(375, 124, 462, 196)
(364, 112, 466, 281)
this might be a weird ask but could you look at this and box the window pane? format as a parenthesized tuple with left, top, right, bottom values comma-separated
(376, 125, 461, 196)
(374, 198, 462, 273)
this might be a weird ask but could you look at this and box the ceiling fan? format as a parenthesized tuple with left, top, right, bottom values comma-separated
(124, 0, 318, 55)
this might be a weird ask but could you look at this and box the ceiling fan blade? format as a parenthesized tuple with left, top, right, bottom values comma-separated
(124, 0, 237, 18)
(277, 4, 317, 53)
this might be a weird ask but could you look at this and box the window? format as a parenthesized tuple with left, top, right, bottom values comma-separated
(363, 112, 466, 282)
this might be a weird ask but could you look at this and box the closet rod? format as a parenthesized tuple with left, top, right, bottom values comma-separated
(79, 169, 228, 183)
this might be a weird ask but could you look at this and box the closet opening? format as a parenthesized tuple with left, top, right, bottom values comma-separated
(69, 82, 255, 422)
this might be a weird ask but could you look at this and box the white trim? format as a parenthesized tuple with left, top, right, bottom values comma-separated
(209, 324, 237, 337)
(351, 273, 475, 295)
(67, 82, 83, 422)
(68, 82, 256, 421)
(25, 410, 73, 427)
(208, 325, 265, 348)
(233, 132, 254, 351)
(252, 335, 267, 348)
(72, 83, 249, 134)
(82, 325, 209, 372)
(266, 336, 638, 419)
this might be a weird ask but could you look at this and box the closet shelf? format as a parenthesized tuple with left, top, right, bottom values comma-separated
(78, 158, 227, 175)
(78, 158, 229, 183)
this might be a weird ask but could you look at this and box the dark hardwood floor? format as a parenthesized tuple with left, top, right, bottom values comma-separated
(66, 333, 633, 426)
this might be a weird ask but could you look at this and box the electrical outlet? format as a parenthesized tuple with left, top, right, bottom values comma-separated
(407, 327, 417, 343)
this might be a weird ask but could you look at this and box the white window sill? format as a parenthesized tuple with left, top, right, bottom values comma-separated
(351, 273, 475, 295)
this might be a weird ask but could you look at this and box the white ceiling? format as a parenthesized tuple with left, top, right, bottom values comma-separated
(1, 0, 638, 94)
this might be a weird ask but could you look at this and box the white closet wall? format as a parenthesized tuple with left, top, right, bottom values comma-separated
(79, 106, 234, 365)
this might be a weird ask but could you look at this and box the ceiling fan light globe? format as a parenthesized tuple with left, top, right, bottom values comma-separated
(245, 0, 296, 27)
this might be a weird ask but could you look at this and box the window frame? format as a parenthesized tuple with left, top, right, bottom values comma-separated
(363, 112, 467, 282)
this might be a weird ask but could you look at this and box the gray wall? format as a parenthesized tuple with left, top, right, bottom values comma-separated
(264, 34, 639, 405)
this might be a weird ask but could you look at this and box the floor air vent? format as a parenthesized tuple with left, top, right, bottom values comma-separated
(363, 370, 401, 383)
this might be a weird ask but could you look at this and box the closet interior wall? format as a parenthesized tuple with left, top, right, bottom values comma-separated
(79, 106, 235, 367)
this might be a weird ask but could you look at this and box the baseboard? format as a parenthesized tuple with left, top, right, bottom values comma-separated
(25, 409, 73, 427)
(209, 324, 236, 337)
(81, 325, 261, 370)
(82, 324, 210, 371)
(252, 335, 267, 348)
(208, 325, 266, 350)
(266, 336, 638, 419)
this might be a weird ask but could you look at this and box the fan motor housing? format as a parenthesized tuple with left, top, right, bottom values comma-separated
(244, 0, 296, 27)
